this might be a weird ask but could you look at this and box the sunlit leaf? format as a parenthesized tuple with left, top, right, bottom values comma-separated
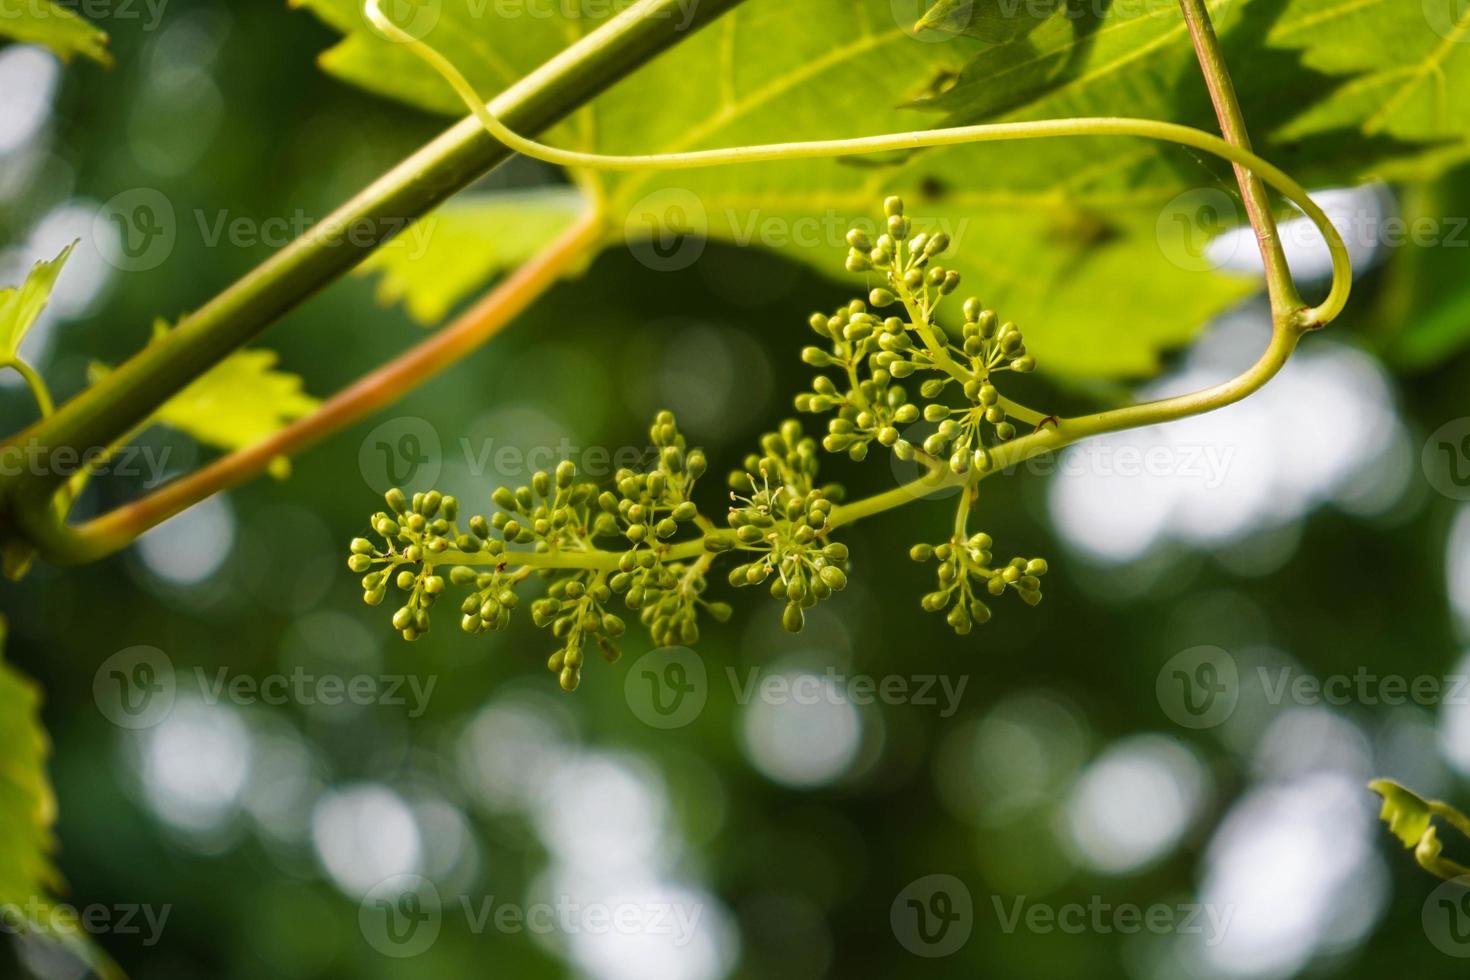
(298, 0, 1262, 376)
(92, 322, 320, 478)
(0, 618, 58, 906)
(1269, 0, 1470, 157)
(0, 0, 112, 66)
(358, 186, 591, 324)
(1369, 777, 1435, 849)
(1370, 778, 1470, 882)
(0, 242, 75, 361)
(0, 619, 122, 976)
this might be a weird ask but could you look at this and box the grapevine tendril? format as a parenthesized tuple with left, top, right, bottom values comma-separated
(363, 0, 1351, 328)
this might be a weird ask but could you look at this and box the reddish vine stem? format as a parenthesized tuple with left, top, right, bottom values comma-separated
(53, 210, 605, 563)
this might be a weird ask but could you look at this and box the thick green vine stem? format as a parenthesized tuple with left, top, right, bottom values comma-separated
(1370, 780, 1470, 881)
(350, 201, 1052, 689)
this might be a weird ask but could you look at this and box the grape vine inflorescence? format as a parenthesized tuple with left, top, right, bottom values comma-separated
(349, 198, 1048, 690)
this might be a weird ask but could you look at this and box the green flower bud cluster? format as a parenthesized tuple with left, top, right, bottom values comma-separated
(801, 197, 1041, 478)
(351, 413, 730, 690)
(489, 458, 596, 547)
(624, 558, 732, 650)
(720, 421, 851, 633)
(910, 538, 1048, 635)
(795, 299, 923, 462)
(593, 410, 706, 552)
(347, 202, 1064, 689)
(592, 411, 722, 656)
(534, 574, 625, 692)
(350, 488, 493, 641)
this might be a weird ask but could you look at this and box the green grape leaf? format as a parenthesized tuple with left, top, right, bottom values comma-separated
(92, 322, 320, 478)
(1268, 0, 1470, 155)
(0, 619, 122, 977)
(291, 0, 588, 135)
(0, 618, 58, 908)
(358, 186, 591, 324)
(0, 0, 112, 66)
(583, 0, 1256, 376)
(0, 242, 75, 361)
(298, 0, 1262, 376)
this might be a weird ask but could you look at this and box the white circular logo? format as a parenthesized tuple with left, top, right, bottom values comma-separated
(891, 874, 973, 957)
(360, 874, 442, 958)
(1424, 418, 1470, 501)
(93, 646, 176, 730)
(1157, 187, 1242, 273)
(1157, 645, 1239, 730)
(364, 0, 443, 42)
(891, 0, 972, 41)
(358, 416, 442, 496)
(1425, 0, 1470, 42)
(624, 188, 708, 272)
(1423, 875, 1470, 957)
(625, 646, 708, 729)
(94, 189, 177, 272)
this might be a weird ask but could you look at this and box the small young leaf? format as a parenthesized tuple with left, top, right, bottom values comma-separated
(1368, 778, 1434, 849)
(91, 322, 320, 478)
(0, 0, 112, 66)
(0, 241, 76, 361)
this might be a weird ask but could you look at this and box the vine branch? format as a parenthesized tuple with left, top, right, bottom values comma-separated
(1178, 0, 1302, 321)
(47, 208, 605, 564)
(0, 0, 749, 544)
(341, 0, 1346, 582)
(4, 0, 1352, 574)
